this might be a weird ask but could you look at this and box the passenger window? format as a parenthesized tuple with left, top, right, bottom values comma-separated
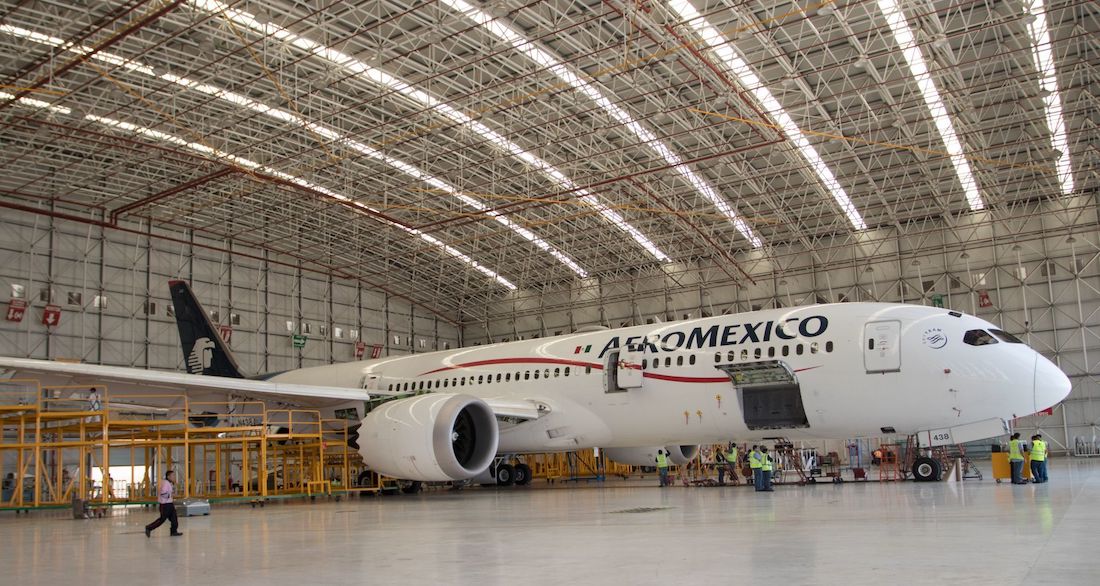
(689, 355, 696, 365)
(585, 366, 592, 374)
(496, 374, 502, 382)
(810, 342, 819, 354)
(544, 369, 550, 378)
(676, 356, 684, 366)
(460, 378, 465, 386)
(767, 347, 775, 358)
(754, 348, 761, 359)
(826, 341, 834, 353)
(505, 373, 511, 382)
(665, 357, 672, 367)
(963, 330, 998, 346)
(478, 375, 484, 384)
(564, 367, 571, 377)
(796, 344, 803, 355)
(989, 329, 1024, 343)
(443, 379, 448, 388)
(525, 371, 531, 380)
(728, 350, 735, 362)
(741, 349, 748, 360)
(782, 346, 789, 357)
(642, 359, 648, 369)
(715, 352, 721, 363)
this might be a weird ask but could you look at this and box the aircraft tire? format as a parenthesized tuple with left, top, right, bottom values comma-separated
(400, 480, 423, 494)
(496, 463, 515, 486)
(513, 463, 532, 486)
(912, 456, 941, 482)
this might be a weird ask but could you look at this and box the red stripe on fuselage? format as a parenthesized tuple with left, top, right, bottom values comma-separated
(419, 357, 602, 376)
(643, 373, 729, 383)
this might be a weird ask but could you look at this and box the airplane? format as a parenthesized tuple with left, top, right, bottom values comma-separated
(0, 281, 1071, 486)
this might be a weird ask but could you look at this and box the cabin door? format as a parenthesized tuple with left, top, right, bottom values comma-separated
(864, 320, 901, 373)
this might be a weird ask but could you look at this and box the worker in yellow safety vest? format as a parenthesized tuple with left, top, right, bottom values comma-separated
(749, 445, 763, 491)
(760, 446, 774, 492)
(717, 444, 738, 486)
(1008, 432, 1026, 485)
(655, 450, 670, 487)
(1030, 434, 1048, 483)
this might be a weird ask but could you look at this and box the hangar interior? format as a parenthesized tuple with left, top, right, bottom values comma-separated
(0, 0, 1098, 583)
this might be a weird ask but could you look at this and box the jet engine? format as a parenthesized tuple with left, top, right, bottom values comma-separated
(358, 393, 498, 481)
(603, 444, 700, 466)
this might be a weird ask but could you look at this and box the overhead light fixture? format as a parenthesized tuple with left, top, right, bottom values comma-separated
(439, 0, 761, 248)
(877, 0, 985, 211)
(190, 0, 670, 263)
(667, 0, 867, 231)
(1023, 0, 1074, 195)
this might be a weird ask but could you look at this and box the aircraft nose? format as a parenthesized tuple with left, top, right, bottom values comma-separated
(1034, 355, 1071, 412)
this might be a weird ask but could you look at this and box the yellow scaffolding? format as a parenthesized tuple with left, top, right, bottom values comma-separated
(0, 380, 363, 510)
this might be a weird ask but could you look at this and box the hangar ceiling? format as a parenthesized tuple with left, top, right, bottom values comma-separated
(0, 0, 1095, 319)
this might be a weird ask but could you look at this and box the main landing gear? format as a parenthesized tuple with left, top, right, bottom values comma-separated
(490, 458, 533, 487)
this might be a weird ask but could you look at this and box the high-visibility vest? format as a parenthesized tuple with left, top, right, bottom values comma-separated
(726, 447, 738, 463)
(749, 451, 763, 469)
(1008, 439, 1024, 461)
(1031, 440, 1047, 462)
(761, 454, 773, 472)
(656, 453, 669, 468)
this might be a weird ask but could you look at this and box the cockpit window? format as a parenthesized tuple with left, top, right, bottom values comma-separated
(989, 329, 1024, 344)
(963, 330, 998, 346)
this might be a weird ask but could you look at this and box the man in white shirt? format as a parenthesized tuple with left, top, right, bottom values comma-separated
(145, 470, 182, 537)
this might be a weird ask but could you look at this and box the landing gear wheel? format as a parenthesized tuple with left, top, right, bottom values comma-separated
(357, 471, 372, 487)
(399, 480, 423, 494)
(912, 456, 942, 482)
(496, 463, 515, 486)
(513, 463, 532, 486)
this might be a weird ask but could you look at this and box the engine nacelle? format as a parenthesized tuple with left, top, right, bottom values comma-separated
(358, 394, 498, 481)
(603, 445, 699, 467)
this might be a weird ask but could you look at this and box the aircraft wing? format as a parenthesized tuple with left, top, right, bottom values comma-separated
(0, 357, 371, 402)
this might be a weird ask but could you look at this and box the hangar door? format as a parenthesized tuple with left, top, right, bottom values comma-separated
(864, 320, 901, 373)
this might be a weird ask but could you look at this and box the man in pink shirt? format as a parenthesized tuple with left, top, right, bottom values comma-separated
(145, 470, 182, 537)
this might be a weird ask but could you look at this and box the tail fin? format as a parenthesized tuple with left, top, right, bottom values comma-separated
(168, 280, 244, 378)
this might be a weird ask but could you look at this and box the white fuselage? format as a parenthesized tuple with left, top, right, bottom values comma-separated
(269, 303, 1071, 454)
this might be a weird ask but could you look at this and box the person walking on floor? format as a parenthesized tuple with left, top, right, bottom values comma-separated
(1030, 434, 1048, 483)
(145, 470, 182, 537)
(749, 445, 764, 491)
(655, 449, 670, 487)
(1008, 432, 1026, 485)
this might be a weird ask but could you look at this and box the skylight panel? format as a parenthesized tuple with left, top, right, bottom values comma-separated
(440, 0, 763, 248)
(1023, 0, 1074, 195)
(1, 23, 574, 286)
(877, 0, 984, 211)
(190, 1, 668, 263)
(667, 0, 866, 231)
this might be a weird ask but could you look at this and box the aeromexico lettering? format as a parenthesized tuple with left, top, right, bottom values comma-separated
(595, 315, 829, 358)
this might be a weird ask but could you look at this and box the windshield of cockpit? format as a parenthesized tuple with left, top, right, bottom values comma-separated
(963, 329, 1025, 346)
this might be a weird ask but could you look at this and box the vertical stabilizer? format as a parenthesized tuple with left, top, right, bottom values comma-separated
(168, 280, 244, 378)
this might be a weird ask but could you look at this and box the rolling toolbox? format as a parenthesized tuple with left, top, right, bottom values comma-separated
(178, 498, 211, 516)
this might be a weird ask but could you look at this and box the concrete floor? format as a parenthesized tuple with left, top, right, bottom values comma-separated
(2, 458, 1099, 586)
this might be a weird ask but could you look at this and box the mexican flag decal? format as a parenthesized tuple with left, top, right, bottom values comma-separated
(574, 344, 592, 354)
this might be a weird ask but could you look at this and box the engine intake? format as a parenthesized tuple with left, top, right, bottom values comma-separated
(358, 393, 498, 481)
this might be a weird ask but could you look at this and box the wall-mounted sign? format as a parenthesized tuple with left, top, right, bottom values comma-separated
(370, 344, 383, 359)
(6, 299, 26, 322)
(354, 341, 366, 359)
(978, 290, 993, 308)
(292, 334, 307, 349)
(41, 304, 61, 326)
(930, 294, 944, 308)
(218, 325, 233, 343)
